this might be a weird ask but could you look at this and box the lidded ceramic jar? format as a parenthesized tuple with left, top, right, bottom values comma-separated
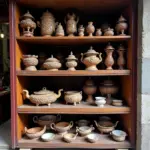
(78, 25, 85, 37)
(66, 51, 78, 71)
(43, 55, 62, 71)
(81, 46, 102, 71)
(86, 22, 95, 36)
(83, 78, 97, 104)
(99, 79, 118, 105)
(104, 28, 114, 36)
(37, 10, 56, 36)
(115, 15, 128, 35)
(20, 11, 36, 37)
(22, 55, 38, 71)
(96, 28, 102, 36)
(55, 23, 65, 37)
(64, 13, 79, 36)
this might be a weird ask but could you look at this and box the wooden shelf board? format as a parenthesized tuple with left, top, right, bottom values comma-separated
(18, 134, 132, 149)
(16, 36, 131, 45)
(18, 103, 130, 114)
(16, 70, 131, 76)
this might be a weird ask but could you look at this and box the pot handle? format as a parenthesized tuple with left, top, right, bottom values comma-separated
(69, 121, 74, 129)
(37, 21, 41, 27)
(56, 114, 61, 122)
(50, 123, 56, 131)
(33, 116, 38, 123)
(80, 53, 84, 63)
(114, 121, 119, 128)
(99, 53, 102, 62)
(24, 127, 28, 133)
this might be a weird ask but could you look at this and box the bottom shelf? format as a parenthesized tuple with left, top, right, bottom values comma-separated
(18, 134, 132, 149)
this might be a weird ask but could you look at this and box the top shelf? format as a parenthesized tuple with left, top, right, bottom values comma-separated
(16, 36, 131, 45)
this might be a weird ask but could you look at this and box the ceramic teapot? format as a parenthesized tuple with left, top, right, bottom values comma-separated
(81, 46, 102, 71)
(64, 13, 79, 36)
(22, 87, 63, 106)
(37, 10, 57, 36)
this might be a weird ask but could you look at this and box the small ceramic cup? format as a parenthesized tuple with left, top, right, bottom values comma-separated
(95, 97, 106, 107)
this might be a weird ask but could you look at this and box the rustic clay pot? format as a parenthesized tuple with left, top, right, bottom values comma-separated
(63, 133, 78, 143)
(20, 11, 36, 37)
(86, 22, 95, 36)
(33, 114, 61, 129)
(78, 25, 85, 37)
(24, 126, 46, 139)
(94, 120, 119, 134)
(64, 13, 79, 36)
(104, 28, 114, 36)
(96, 28, 102, 36)
(55, 23, 65, 37)
(22, 55, 38, 71)
(51, 121, 73, 135)
(99, 80, 118, 104)
(64, 91, 82, 106)
(117, 44, 126, 69)
(66, 51, 78, 71)
(22, 87, 63, 106)
(115, 15, 128, 35)
(37, 10, 57, 36)
(43, 55, 62, 71)
(104, 43, 115, 70)
(81, 46, 102, 71)
(83, 78, 97, 104)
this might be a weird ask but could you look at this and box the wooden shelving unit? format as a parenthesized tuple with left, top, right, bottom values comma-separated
(9, 0, 137, 149)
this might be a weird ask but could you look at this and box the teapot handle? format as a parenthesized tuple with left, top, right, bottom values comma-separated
(37, 21, 41, 28)
(80, 53, 84, 63)
(33, 116, 38, 123)
(50, 123, 56, 131)
(99, 53, 102, 62)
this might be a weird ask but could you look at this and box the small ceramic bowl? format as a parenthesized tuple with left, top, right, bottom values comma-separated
(63, 133, 78, 143)
(86, 133, 99, 143)
(111, 130, 127, 142)
(41, 133, 55, 142)
(112, 100, 123, 106)
(95, 97, 106, 107)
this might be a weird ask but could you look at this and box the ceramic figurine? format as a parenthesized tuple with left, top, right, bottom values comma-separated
(37, 10, 57, 36)
(95, 28, 102, 36)
(22, 87, 63, 106)
(104, 43, 115, 70)
(43, 55, 62, 71)
(81, 46, 102, 71)
(55, 23, 65, 36)
(115, 15, 128, 35)
(64, 13, 79, 36)
(104, 28, 114, 36)
(66, 51, 78, 71)
(20, 11, 36, 37)
(86, 22, 95, 36)
(22, 55, 38, 71)
(78, 25, 85, 37)
(117, 44, 126, 69)
(83, 78, 97, 104)
(99, 79, 118, 104)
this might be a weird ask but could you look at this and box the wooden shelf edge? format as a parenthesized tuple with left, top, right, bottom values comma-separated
(18, 104, 131, 114)
(16, 70, 131, 76)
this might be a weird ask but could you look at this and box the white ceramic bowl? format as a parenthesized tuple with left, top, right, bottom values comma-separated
(111, 130, 127, 142)
(95, 97, 106, 107)
(41, 133, 55, 142)
(86, 133, 99, 143)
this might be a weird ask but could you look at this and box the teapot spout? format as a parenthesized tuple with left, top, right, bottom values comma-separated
(56, 89, 63, 98)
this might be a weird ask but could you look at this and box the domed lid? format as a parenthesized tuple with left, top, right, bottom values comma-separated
(34, 87, 54, 95)
(105, 43, 115, 51)
(21, 11, 34, 20)
(118, 44, 125, 51)
(85, 78, 95, 86)
(117, 15, 126, 23)
(41, 10, 55, 20)
(84, 46, 99, 55)
(104, 27, 114, 32)
(66, 51, 77, 60)
(102, 79, 114, 86)
(45, 55, 60, 62)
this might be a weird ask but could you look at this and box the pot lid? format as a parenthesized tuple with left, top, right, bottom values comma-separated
(66, 51, 77, 60)
(101, 80, 114, 86)
(34, 87, 54, 95)
(45, 55, 60, 62)
(117, 15, 126, 22)
(104, 27, 114, 32)
(84, 46, 99, 55)
(118, 44, 125, 51)
(41, 10, 55, 20)
(105, 43, 115, 50)
(21, 11, 34, 20)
